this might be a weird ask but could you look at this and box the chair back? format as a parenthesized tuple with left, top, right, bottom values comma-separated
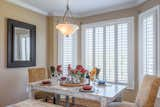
(28, 67, 48, 83)
(135, 75, 160, 107)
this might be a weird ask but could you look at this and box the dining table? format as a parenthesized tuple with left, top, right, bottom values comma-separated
(28, 79, 126, 107)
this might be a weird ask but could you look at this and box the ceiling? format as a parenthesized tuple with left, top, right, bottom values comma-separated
(6, 0, 146, 17)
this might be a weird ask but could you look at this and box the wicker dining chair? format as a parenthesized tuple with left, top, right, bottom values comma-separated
(28, 67, 54, 100)
(109, 75, 160, 107)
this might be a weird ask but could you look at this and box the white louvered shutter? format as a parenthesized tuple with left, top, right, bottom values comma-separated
(85, 28, 94, 68)
(58, 32, 77, 75)
(139, 6, 159, 82)
(138, 6, 160, 85)
(143, 15, 156, 75)
(117, 23, 128, 84)
(95, 27, 104, 80)
(105, 25, 115, 82)
(62, 36, 73, 73)
(83, 17, 134, 88)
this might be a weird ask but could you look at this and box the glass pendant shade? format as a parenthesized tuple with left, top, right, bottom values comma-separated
(56, 23, 79, 37)
(56, 0, 79, 37)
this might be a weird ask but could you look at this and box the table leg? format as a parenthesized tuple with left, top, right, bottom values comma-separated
(101, 98, 108, 107)
(65, 96, 70, 107)
(28, 86, 35, 99)
(72, 97, 75, 105)
(53, 96, 56, 104)
(55, 94, 60, 104)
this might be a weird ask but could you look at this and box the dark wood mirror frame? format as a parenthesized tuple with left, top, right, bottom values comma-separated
(7, 19, 36, 68)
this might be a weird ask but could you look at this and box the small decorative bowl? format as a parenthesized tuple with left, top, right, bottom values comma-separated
(82, 85, 92, 90)
(98, 80, 106, 85)
(61, 77, 67, 81)
(41, 80, 51, 85)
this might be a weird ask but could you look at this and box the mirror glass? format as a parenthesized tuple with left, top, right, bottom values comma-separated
(14, 27, 30, 61)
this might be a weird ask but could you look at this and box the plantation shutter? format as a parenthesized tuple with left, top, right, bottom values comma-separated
(58, 32, 77, 75)
(105, 25, 115, 82)
(143, 15, 156, 75)
(85, 28, 94, 67)
(95, 27, 104, 80)
(62, 36, 73, 73)
(117, 23, 128, 84)
(139, 7, 158, 81)
(82, 17, 134, 88)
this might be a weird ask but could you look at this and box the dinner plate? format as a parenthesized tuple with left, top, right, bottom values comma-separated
(79, 87, 95, 92)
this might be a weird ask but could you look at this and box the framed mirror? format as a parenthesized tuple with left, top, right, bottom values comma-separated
(7, 19, 36, 68)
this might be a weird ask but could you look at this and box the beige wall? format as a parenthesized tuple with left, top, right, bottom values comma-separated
(0, 1, 47, 106)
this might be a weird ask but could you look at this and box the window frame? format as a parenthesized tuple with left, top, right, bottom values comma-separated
(138, 6, 160, 83)
(81, 17, 134, 89)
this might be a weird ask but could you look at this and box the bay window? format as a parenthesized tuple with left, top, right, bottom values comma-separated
(82, 17, 134, 89)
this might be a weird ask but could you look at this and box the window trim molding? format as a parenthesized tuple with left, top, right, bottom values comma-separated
(81, 17, 135, 89)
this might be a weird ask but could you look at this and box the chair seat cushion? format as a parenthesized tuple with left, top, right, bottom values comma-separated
(7, 99, 62, 107)
(109, 102, 137, 107)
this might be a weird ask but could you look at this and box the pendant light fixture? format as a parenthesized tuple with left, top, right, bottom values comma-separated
(56, 0, 79, 37)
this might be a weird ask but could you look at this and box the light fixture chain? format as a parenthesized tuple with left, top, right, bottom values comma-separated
(63, 0, 73, 23)
(67, 0, 69, 7)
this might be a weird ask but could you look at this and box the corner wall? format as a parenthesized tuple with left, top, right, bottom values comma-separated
(0, 1, 47, 106)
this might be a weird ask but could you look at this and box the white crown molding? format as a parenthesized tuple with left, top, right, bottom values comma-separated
(6, 0, 48, 15)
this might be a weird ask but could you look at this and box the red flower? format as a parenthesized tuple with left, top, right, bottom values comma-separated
(73, 69, 78, 74)
(68, 64, 72, 71)
(70, 69, 74, 73)
(80, 68, 87, 74)
(76, 65, 83, 70)
(57, 65, 62, 73)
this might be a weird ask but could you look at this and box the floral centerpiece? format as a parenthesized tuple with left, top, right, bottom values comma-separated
(50, 66, 55, 77)
(50, 65, 63, 77)
(56, 65, 63, 75)
(68, 64, 88, 83)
